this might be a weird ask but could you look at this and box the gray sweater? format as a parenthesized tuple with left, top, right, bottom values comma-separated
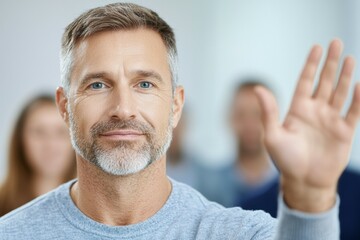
(0, 179, 339, 239)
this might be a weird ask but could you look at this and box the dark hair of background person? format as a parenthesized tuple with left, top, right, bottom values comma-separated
(229, 77, 276, 119)
(233, 78, 274, 98)
(0, 94, 76, 216)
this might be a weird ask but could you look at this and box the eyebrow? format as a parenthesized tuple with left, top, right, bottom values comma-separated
(79, 72, 108, 89)
(78, 70, 164, 89)
(132, 70, 163, 83)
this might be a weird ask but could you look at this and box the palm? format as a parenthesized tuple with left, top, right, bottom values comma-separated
(256, 40, 360, 190)
(272, 98, 352, 188)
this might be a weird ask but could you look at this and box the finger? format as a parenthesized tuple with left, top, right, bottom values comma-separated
(294, 45, 322, 98)
(331, 56, 356, 111)
(254, 86, 280, 135)
(314, 39, 343, 101)
(345, 83, 360, 128)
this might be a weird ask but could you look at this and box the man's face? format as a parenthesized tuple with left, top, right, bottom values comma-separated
(231, 88, 264, 155)
(58, 29, 183, 176)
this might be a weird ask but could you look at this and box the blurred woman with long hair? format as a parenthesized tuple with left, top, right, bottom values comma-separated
(0, 94, 76, 216)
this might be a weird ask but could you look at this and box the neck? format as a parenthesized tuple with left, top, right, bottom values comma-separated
(237, 148, 271, 185)
(71, 155, 171, 226)
(32, 174, 63, 197)
(238, 149, 267, 163)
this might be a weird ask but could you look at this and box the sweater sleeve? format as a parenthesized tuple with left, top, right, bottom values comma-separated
(274, 195, 340, 240)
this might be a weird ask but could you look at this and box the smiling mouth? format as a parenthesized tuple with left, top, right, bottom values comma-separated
(99, 130, 145, 141)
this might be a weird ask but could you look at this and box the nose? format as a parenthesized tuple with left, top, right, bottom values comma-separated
(107, 85, 136, 120)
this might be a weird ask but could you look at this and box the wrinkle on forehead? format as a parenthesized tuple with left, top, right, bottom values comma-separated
(70, 29, 172, 92)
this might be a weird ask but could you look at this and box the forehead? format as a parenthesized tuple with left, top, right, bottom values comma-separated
(71, 28, 171, 84)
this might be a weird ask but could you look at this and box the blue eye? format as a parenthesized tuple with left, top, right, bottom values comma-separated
(90, 82, 105, 89)
(139, 81, 153, 89)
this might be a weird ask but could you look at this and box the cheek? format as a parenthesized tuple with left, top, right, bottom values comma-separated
(137, 95, 173, 131)
(22, 135, 43, 164)
(73, 97, 106, 136)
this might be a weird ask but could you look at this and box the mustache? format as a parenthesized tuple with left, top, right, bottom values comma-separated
(90, 119, 154, 137)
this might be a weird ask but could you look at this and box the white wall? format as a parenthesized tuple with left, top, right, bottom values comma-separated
(0, 0, 359, 180)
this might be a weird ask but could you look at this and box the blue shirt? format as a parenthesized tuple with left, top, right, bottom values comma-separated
(0, 179, 339, 239)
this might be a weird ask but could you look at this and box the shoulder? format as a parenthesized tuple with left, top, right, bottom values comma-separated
(1, 191, 55, 221)
(0, 192, 54, 237)
(197, 205, 276, 238)
(171, 179, 276, 237)
(171, 179, 231, 215)
(171, 179, 217, 209)
(0, 182, 71, 238)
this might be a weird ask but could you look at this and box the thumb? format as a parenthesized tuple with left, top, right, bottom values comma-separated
(254, 86, 280, 136)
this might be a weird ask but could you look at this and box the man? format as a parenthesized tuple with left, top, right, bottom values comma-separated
(200, 81, 278, 207)
(1, 3, 359, 239)
(230, 81, 278, 202)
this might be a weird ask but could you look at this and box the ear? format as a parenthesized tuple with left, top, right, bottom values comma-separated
(56, 87, 69, 126)
(172, 86, 185, 128)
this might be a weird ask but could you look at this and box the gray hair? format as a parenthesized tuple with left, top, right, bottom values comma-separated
(60, 2, 178, 94)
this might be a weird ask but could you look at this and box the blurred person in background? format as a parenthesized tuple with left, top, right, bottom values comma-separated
(166, 109, 203, 189)
(200, 80, 278, 207)
(0, 94, 76, 216)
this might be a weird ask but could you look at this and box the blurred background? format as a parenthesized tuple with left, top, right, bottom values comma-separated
(1, 0, 360, 180)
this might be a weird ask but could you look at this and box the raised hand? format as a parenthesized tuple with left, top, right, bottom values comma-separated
(255, 39, 360, 212)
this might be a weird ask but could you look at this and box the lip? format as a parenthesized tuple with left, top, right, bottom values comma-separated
(99, 130, 144, 140)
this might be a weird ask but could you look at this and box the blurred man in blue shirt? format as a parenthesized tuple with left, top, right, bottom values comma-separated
(200, 80, 278, 207)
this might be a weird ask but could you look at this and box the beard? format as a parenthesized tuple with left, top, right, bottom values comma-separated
(68, 107, 173, 176)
